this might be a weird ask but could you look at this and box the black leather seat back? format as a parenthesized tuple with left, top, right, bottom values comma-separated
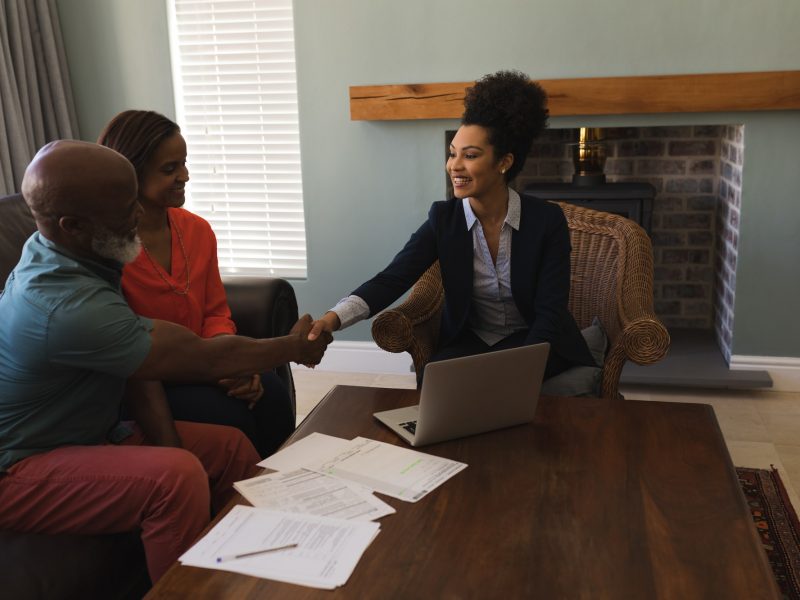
(0, 194, 37, 289)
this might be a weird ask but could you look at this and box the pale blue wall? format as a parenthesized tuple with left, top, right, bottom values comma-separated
(56, 0, 175, 138)
(55, 0, 800, 358)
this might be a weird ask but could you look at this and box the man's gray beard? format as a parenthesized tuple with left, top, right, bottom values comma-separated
(91, 225, 142, 264)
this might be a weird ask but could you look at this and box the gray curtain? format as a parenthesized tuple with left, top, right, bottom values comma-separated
(0, 0, 79, 195)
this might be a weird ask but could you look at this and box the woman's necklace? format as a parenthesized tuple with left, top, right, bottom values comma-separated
(140, 214, 190, 296)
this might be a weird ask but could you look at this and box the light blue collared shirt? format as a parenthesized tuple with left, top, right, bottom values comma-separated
(463, 189, 528, 345)
(331, 189, 528, 346)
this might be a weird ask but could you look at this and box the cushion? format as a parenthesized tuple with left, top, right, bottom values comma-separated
(582, 317, 608, 367)
(541, 318, 607, 397)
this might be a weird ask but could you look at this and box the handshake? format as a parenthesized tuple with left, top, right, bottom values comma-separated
(288, 311, 342, 367)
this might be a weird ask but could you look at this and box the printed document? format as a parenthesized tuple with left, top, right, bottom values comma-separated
(257, 432, 350, 472)
(234, 469, 395, 521)
(179, 505, 379, 589)
(304, 437, 467, 502)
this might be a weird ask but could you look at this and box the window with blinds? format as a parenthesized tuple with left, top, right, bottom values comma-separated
(167, 0, 307, 278)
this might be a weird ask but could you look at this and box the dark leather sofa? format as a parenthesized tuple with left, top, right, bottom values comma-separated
(0, 193, 299, 599)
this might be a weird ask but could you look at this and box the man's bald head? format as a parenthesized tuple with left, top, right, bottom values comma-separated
(22, 140, 137, 224)
(21, 141, 141, 263)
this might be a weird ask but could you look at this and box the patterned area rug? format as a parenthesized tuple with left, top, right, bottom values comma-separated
(737, 467, 800, 599)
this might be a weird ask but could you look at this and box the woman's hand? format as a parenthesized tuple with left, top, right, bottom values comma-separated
(307, 311, 340, 341)
(219, 373, 264, 409)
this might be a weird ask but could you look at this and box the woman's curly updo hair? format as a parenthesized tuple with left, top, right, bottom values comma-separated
(97, 110, 180, 181)
(461, 70, 548, 183)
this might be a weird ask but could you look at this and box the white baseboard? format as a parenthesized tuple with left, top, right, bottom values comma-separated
(730, 354, 800, 392)
(293, 341, 412, 374)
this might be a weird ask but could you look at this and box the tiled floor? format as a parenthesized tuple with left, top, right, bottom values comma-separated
(293, 369, 800, 510)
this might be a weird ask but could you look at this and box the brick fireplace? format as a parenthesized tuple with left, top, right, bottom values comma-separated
(447, 124, 745, 362)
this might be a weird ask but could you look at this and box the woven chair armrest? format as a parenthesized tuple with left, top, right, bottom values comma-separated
(611, 214, 669, 364)
(372, 307, 442, 371)
(600, 316, 670, 399)
(616, 316, 670, 366)
(604, 210, 669, 398)
(372, 262, 444, 370)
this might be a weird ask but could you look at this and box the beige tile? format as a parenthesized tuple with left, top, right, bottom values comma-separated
(759, 411, 800, 446)
(753, 392, 800, 417)
(726, 440, 785, 471)
(370, 373, 417, 389)
(293, 369, 417, 417)
(774, 444, 800, 511)
(310, 371, 378, 387)
(292, 370, 338, 416)
(711, 402, 772, 443)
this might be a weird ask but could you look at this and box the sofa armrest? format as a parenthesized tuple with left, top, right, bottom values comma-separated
(223, 276, 299, 412)
(371, 262, 444, 374)
(223, 276, 299, 339)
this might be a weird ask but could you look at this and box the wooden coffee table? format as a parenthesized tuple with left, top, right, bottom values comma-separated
(147, 386, 779, 599)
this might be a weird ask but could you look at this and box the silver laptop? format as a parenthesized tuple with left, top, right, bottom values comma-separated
(374, 342, 550, 447)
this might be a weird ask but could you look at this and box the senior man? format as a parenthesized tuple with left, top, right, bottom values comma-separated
(0, 140, 331, 582)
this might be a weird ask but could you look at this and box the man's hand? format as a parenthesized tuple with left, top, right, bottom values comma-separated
(307, 311, 341, 341)
(219, 373, 264, 409)
(290, 314, 332, 366)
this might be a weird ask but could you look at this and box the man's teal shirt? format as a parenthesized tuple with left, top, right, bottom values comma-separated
(0, 233, 152, 471)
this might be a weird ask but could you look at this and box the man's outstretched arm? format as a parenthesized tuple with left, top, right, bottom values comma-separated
(131, 314, 331, 383)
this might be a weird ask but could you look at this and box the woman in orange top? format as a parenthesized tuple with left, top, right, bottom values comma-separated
(98, 110, 294, 457)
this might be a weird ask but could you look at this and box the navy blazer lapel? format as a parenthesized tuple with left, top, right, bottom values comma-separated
(450, 204, 473, 299)
(438, 201, 474, 342)
(509, 201, 530, 317)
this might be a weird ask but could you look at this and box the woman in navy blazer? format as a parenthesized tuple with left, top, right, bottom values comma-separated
(309, 71, 596, 380)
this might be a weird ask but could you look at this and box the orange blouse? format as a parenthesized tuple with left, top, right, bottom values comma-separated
(122, 208, 236, 338)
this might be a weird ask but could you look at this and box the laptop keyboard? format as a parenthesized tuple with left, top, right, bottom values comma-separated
(399, 420, 417, 435)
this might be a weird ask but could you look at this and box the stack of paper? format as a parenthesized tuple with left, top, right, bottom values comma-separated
(179, 505, 379, 589)
(258, 432, 351, 472)
(180, 432, 467, 588)
(234, 469, 395, 521)
(257, 432, 467, 503)
(304, 436, 467, 502)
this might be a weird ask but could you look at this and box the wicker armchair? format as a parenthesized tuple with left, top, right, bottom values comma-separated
(371, 202, 670, 400)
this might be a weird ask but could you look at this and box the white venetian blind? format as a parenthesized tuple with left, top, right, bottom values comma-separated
(167, 0, 307, 278)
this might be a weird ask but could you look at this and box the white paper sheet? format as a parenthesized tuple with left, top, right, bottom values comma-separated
(304, 437, 467, 502)
(234, 468, 395, 521)
(257, 432, 350, 471)
(179, 505, 380, 589)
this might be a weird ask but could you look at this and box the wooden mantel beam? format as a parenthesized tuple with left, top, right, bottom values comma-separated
(349, 71, 800, 121)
